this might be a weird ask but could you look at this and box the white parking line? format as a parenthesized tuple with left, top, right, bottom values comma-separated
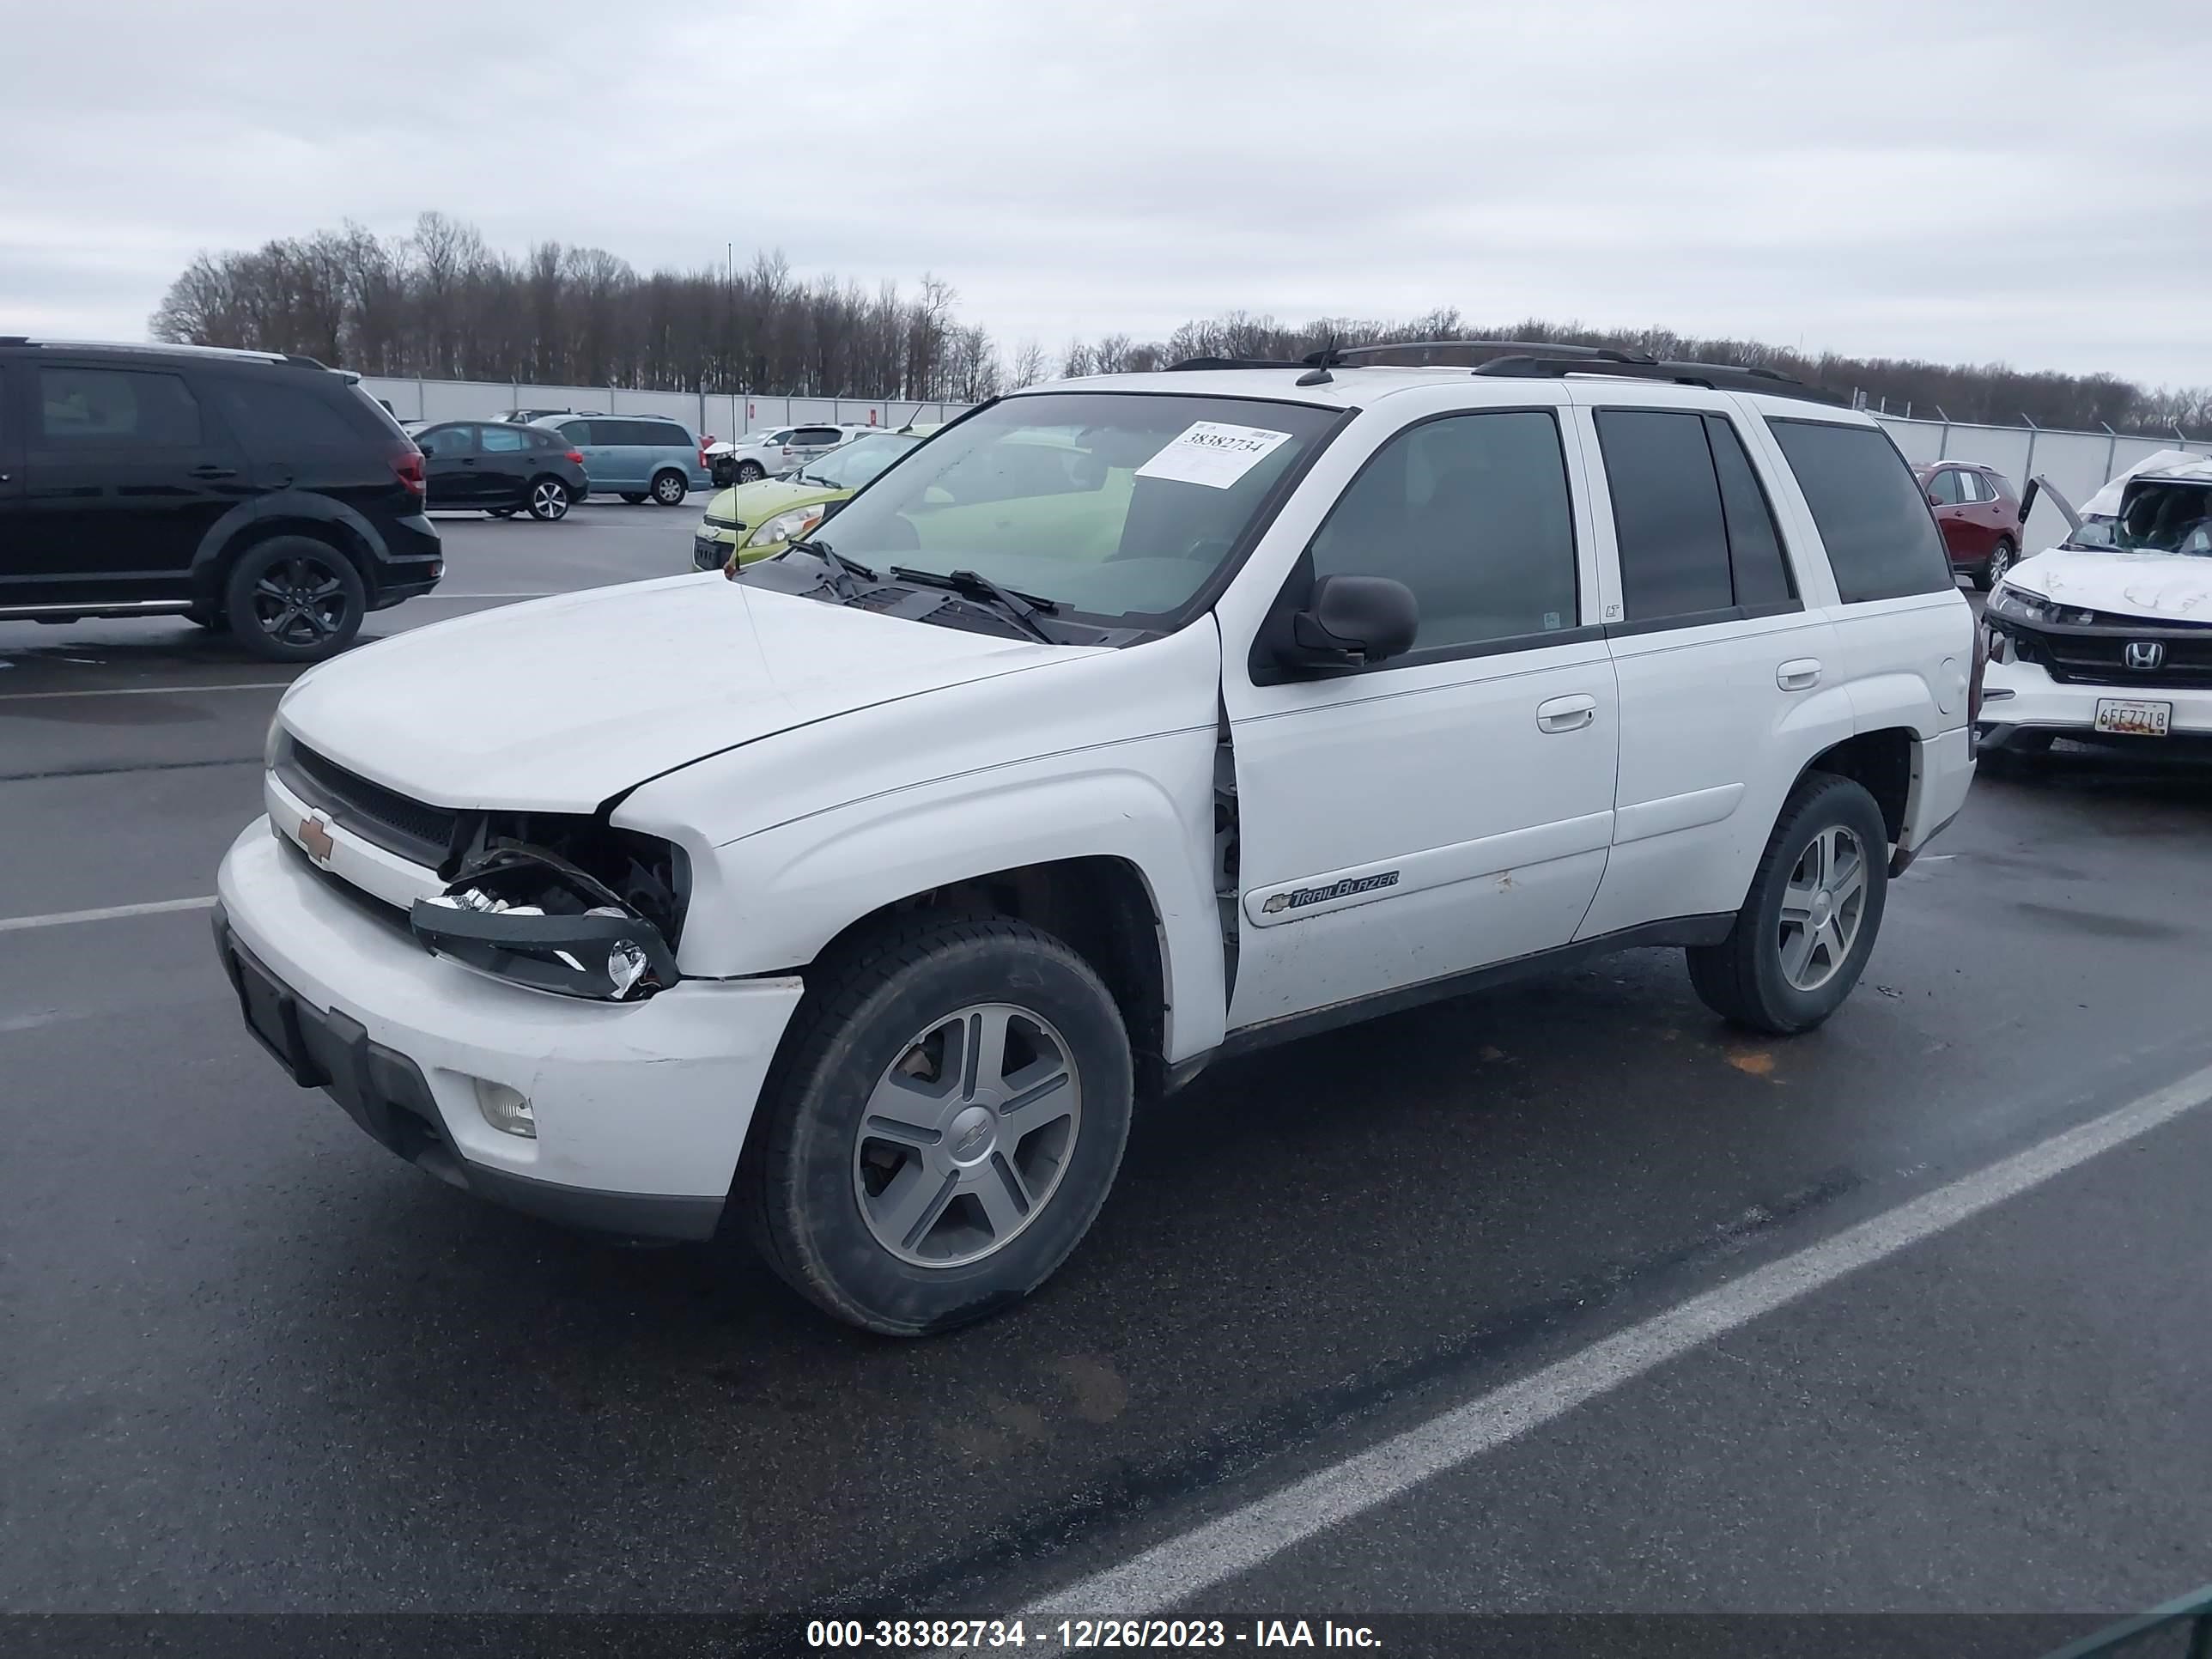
(410, 592, 558, 600)
(0, 681, 287, 702)
(1021, 1059, 2212, 1625)
(0, 896, 217, 933)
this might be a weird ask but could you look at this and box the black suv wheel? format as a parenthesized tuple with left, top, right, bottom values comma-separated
(223, 536, 367, 663)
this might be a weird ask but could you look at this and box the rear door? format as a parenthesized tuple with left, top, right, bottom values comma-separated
(1573, 392, 1843, 939)
(19, 360, 250, 603)
(473, 422, 533, 506)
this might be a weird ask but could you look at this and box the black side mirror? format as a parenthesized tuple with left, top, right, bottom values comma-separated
(1277, 574, 1419, 672)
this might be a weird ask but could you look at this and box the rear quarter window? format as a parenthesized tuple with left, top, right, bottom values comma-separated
(207, 376, 373, 453)
(1769, 419, 1952, 603)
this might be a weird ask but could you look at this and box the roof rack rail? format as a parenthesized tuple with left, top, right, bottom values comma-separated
(1474, 354, 1848, 406)
(1164, 355, 1310, 371)
(1304, 338, 1657, 368)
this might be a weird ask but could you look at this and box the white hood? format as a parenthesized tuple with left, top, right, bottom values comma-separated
(278, 574, 1093, 811)
(2005, 546, 2212, 624)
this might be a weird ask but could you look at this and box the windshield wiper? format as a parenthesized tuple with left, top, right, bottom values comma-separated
(787, 538, 876, 601)
(890, 567, 1060, 643)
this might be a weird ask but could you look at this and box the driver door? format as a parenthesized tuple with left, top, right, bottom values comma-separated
(1221, 403, 1620, 1032)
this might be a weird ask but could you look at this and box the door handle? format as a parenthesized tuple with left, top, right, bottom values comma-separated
(1535, 693, 1597, 733)
(1777, 658, 1822, 691)
(189, 464, 238, 480)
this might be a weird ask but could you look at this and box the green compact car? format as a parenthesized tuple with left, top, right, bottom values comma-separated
(690, 429, 933, 572)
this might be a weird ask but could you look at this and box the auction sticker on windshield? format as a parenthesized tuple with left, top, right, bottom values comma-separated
(1135, 421, 1294, 489)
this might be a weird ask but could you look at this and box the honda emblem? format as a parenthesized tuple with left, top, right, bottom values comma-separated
(2125, 641, 2166, 672)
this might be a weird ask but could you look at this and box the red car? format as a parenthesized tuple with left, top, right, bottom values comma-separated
(1914, 462, 2023, 589)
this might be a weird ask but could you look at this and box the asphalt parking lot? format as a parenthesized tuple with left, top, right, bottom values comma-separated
(5, 507, 2212, 1637)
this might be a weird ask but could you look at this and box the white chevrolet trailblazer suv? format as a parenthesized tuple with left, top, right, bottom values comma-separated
(215, 343, 1979, 1334)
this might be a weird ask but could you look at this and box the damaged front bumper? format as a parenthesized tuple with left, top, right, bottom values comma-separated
(215, 819, 804, 1240)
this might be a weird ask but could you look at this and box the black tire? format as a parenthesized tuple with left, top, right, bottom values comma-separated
(737, 913, 1133, 1335)
(619, 491, 648, 504)
(736, 460, 765, 483)
(1686, 773, 1890, 1036)
(1973, 538, 2016, 592)
(222, 536, 366, 664)
(649, 470, 687, 507)
(526, 477, 572, 521)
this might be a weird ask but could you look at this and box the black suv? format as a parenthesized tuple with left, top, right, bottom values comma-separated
(0, 338, 442, 661)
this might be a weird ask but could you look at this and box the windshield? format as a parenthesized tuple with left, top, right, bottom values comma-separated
(2094, 479, 2212, 555)
(784, 392, 1339, 623)
(799, 433, 919, 489)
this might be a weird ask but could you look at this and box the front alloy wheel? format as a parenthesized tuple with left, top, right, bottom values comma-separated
(854, 1004, 1083, 1267)
(737, 913, 1133, 1334)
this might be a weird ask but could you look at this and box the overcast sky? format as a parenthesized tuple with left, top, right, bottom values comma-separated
(4, 0, 2209, 387)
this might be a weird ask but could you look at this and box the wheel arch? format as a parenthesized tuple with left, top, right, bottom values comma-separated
(808, 856, 1171, 1101)
(190, 496, 384, 607)
(1796, 726, 1913, 845)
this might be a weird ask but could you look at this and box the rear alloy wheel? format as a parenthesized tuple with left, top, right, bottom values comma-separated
(1686, 772, 1890, 1035)
(738, 914, 1133, 1334)
(526, 477, 572, 521)
(736, 460, 765, 483)
(1977, 538, 2016, 591)
(223, 536, 366, 663)
(650, 470, 687, 506)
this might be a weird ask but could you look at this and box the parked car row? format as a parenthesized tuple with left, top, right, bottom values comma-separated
(403, 414, 713, 520)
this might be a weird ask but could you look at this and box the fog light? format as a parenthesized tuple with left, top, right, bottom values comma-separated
(476, 1079, 535, 1139)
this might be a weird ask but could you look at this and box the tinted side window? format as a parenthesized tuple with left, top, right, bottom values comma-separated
(205, 377, 365, 454)
(1926, 469, 1962, 505)
(477, 424, 526, 453)
(1704, 414, 1796, 608)
(416, 425, 474, 458)
(37, 367, 202, 447)
(795, 426, 843, 446)
(1310, 410, 1579, 655)
(1771, 419, 1952, 603)
(1595, 409, 1733, 621)
(556, 420, 595, 444)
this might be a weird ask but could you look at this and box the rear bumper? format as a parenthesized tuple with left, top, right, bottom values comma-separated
(368, 512, 444, 605)
(214, 819, 805, 1240)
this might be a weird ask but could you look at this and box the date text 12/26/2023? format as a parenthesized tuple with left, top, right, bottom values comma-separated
(804, 1619, 1382, 1650)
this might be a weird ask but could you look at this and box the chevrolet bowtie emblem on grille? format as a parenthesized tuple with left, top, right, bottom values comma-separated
(2125, 641, 2166, 671)
(297, 815, 336, 865)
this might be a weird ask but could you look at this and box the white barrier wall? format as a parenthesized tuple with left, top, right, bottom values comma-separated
(356, 377, 968, 441)
(355, 374, 2205, 554)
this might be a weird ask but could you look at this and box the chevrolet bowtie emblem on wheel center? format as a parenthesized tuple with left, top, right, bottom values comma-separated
(2125, 641, 2166, 671)
(297, 815, 335, 865)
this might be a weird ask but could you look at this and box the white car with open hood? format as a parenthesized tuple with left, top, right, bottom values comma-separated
(1980, 450, 2212, 753)
(214, 345, 1977, 1333)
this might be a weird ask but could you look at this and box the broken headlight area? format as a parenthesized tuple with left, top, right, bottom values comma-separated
(410, 841, 682, 1002)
